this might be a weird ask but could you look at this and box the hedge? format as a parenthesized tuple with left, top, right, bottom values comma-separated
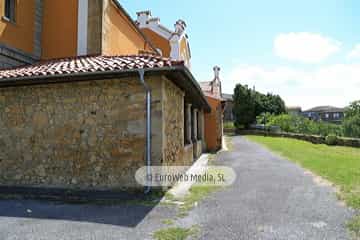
(234, 129, 360, 148)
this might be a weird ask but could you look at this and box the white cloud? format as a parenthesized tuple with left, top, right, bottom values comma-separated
(274, 32, 341, 63)
(224, 64, 360, 109)
(348, 44, 360, 59)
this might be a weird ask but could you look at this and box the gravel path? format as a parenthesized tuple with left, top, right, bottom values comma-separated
(179, 136, 355, 240)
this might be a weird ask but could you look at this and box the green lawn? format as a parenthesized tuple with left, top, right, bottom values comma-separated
(246, 135, 360, 236)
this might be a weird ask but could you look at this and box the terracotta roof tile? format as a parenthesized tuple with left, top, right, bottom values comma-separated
(0, 54, 184, 80)
(199, 81, 224, 100)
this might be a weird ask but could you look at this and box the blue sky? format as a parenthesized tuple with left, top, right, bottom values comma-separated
(122, 0, 360, 109)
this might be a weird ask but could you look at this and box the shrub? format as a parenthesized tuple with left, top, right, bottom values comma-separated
(265, 114, 343, 137)
(267, 114, 295, 132)
(224, 121, 235, 130)
(325, 134, 338, 145)
(343, 115, 360, 138)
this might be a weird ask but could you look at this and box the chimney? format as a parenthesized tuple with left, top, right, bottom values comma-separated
(174, 19, 186, 34)
(148, 17, 160, 27)
(213, 66, 220, 80)
(136, 10, 151, 26)
(211, 66, 222, 96)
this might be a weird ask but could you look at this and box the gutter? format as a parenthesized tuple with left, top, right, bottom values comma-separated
(137, 69, 152, 194)
(0, 67, 174, 88)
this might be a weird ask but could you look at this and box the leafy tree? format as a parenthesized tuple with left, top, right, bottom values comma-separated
(232, 84, 287, 129)
(233, 84, 256, 128)
(253, 91, 286, 116)
(345, 100, 360, 118)
(343, 100, 360, 138)
(343, 115, 360, 138)
(264, 93, 286, 115)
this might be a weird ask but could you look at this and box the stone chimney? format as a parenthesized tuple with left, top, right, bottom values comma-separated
(148, 17, 160, 28)
(136, 10, 151, 26)
(213, 66, 220, 80)
(174, 19, 186, 34)
(211, 66, 222, 96)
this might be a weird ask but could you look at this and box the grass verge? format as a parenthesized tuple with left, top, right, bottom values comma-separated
(348, 216, 360, 238)
(161, 219, 174, 226)
(177, 184, 220, 217)
(153, 226, 199, 240)
(246, 135, 360, 237)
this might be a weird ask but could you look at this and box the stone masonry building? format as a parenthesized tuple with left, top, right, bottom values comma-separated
(0, 1, 211, 192)
(0, 55, 210, 190)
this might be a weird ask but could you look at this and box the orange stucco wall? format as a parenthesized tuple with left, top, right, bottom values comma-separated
(0, 0, 35, 54)
(204, 96, 223, 152)
(102, 0, 152, 55)
(41, 0, 78, 59)
(141, 28, 171, 57)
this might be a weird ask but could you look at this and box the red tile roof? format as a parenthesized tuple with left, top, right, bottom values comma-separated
(199, 81, 224, 100)
(0, 55, 184, 80)
(0, 54, 211, 112)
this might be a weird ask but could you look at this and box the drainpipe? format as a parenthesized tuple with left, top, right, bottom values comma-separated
(138, 69, 152, 194)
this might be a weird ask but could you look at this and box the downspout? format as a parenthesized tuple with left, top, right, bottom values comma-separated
(138, 69, 152, 194)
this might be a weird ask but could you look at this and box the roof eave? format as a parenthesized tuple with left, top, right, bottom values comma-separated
(0, 66, 211, 112)
(173, 66, 211, 112)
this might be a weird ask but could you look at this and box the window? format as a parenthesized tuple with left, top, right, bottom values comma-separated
(333, 113, 340, 118)
(4, 0, 15, 22)
(325, 113, 329, 118)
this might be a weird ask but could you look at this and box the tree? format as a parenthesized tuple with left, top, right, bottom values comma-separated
(345, 100, 360, 118)
(233, 84, 256, 128)
(264, 93, 286, 115)
(343, 115, 360, 138)
(343, 100, 360, 138)
(253, 92, 286, 116)
(232, 84, 287, 129)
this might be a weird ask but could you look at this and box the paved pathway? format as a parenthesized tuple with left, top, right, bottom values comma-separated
(0, 136, 355, 239)
(180, 136, 355, 239)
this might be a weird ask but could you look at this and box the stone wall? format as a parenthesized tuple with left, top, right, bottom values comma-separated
(237, 130, 360, 148)
(193, 140, 203, 159)
(0, 76, 165, 190)
(162, 77, 185, 165)
(182, 144, 194, 166)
